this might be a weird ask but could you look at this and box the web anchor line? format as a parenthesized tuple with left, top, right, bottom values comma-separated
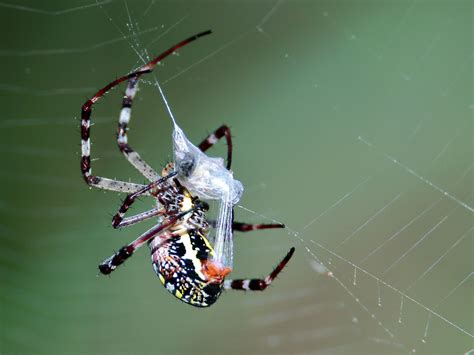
(398, 296, 404, 323)
(302, 176, 372, 231)
(360, 163, 474, 265)
(358, 136, 474, 213)
(238, 205, 397, 342)
(406, 226, 473, 290)
(310, 240, 474, 339)
(237, 204, 474, 340)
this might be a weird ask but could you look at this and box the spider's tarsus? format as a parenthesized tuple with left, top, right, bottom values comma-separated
(197, 29, 212, 38)
(98, 264, 111, 276)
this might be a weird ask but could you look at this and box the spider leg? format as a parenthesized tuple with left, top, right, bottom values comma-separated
(113, 207, 163, 229)
(208, 220, 285, 233)
(81, 101, 147, 193)
(112, 172, 177, 228)
(198, 125, 233, 169)
(232, 221, 285, 232)
(116, 76, 161, 182)
(223, 247, 295, 291)
(99, 208, 192, 275)
(81, 30, 212, 192)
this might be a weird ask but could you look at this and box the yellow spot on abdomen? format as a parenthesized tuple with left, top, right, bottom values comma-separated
(158, 274, 165, 284)
(202, 236, 215, 257)
(180, 234, 207, 280)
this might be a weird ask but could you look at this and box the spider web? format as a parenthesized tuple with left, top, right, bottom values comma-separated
(0, 1, 472, 354)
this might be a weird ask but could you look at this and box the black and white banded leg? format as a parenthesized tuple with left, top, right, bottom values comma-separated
(198, 125, 233, 170)
(81, 86, 148, 194)
(209, 220, 285, 232)
(81, 115, 146, 193)
(99, 209, 192, 275)
(224, 247, 295, 291)
(117, 75, 161, 182)
(232, 221, 285, 232)
(113, 207, 164, 229)
(111, 172, 177, 228)
(81, 30, 212, 193)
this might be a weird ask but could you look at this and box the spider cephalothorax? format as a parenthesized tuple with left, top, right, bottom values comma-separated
(81, 30, 295, 307)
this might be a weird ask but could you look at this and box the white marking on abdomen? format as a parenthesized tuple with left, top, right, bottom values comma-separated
(180, 234, 206, 280)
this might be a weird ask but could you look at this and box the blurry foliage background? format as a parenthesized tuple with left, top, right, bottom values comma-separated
(0, 0, 472, 354)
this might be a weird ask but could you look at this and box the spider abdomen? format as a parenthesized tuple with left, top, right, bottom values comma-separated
(149, 230, 223, 307)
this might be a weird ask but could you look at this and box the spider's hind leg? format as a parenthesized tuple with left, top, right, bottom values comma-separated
(208, 220, 284, 233)
(224, 247, 295, 291)
(232, 221, 285, 232)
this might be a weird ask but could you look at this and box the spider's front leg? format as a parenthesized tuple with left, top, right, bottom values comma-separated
(224, 247, 295, 291)
(99, 208, 192, 275)
(113, 207, 163, 229)
(116, 76, 161, 182)
(81, 30, 212, 193)
(81, 102, 147, 193)
(233, 221, 285, 232)
(111, 172, 177, 229)
(209, 220, 285, 233)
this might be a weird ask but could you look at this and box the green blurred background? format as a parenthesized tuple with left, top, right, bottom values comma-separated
(0, 0, 472, 354)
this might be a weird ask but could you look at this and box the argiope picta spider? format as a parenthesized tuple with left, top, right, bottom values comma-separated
(80, 30, 295, 307)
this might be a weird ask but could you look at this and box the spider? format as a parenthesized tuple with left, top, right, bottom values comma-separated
(80, 30, 295, 307)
